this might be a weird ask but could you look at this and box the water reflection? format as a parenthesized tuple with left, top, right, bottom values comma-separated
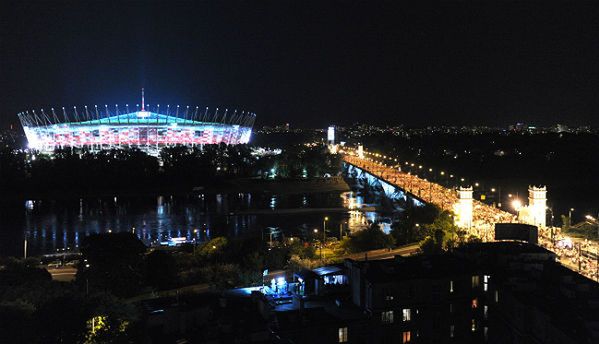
(0, 189, 397, 257)
(0, 193, 319, 255)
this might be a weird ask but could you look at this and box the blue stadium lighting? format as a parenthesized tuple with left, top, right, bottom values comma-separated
(17, 90, 256, 155)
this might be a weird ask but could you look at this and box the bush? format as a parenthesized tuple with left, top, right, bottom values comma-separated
(341, 225, 395, 253)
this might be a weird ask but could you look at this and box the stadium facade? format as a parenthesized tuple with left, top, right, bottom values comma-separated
(17, 92, 255, 155)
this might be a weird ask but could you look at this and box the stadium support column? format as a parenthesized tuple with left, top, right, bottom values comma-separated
(528, 185, 547, 228)
(454, 186, 473, 229)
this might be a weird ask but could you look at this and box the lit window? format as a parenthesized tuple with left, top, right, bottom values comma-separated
(484, 305, 488, 319)
(338, 327, 348, 343)
(402, 331, 411, 343)
(471, 319, 477, 332)
(382, 310, 394, 324)
(449, 280, 454, 293)
(472, 275, 480, 288)
(484, 326, 488, 341)
(494, 290, 499, 303)
(385, 295, 394, 301)
(450, 325, 455, 338)
(449, 303, 453, 313)
(483, 274, 490, 291)
(402, 308, 411, 322)
(471, 298, 478, 309)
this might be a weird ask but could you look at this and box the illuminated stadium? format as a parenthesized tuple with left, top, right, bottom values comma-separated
(17, 91, 255, 155)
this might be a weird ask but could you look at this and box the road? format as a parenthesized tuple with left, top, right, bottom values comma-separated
(343, 244, 420, 261)
(46, 266, 77, 282)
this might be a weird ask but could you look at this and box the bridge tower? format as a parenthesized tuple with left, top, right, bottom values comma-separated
(528, 185, 547, 228)
(357, 144, 364, 158)
(454, 186, 473, 229)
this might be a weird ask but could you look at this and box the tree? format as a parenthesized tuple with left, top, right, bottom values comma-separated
(0, 257, 52, 287)
(0, 300, 35, 343)
(426, 210, 459, 247)
(195, 237, 228, 262)
(391, 204, 440, 245)
(34, 295, 90, 343)
(418, 210, 460, 254)
(145, 250, 178, 290)
(77, 233, 147, 297)
(341, 225, 395, 253)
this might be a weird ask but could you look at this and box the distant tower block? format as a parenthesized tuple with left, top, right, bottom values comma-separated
(357, 144, 364, 158)
(327, 126, 335, 145)
(327, 125, 337, 153)
(528, 185, 547, 228)
(454, 186, 473, 229)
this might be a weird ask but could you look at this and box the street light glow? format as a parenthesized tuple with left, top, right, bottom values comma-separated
(512, 199, 522, 211)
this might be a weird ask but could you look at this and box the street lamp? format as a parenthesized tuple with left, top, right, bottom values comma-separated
(585, 214, 599, 240)
(569, 208, 575, 226)
(546, 207, 555, 245)
(85, 263, 91, 295)
(512, 199, 522, 212)
(322, 217, 329, 259)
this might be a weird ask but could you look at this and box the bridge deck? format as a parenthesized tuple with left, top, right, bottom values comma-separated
(344, 154, 516, 240)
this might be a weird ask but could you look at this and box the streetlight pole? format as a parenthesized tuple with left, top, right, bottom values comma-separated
(546, 207, 555, 246)
(569, 208, 575, 227)
(323, 217, 328, 259)
(23, 235, 28, 260)
(314, 229, 321, 260)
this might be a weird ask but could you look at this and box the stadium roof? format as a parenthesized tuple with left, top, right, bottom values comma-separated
(74, 111, 209, 126)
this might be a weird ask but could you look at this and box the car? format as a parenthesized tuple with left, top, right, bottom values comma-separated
(47, 260, 62, 268)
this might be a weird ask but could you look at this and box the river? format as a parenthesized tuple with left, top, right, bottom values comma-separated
(0, 190, 383, 258)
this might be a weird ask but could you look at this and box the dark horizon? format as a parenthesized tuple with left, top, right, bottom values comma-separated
(3, 1, 599, 129)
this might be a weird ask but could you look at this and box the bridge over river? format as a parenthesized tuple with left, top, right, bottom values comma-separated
(343, 153, 516, 241)
(341, 149, 599, 282)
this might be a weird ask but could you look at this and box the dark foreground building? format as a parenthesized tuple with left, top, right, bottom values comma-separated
(142, 242, 599, 343)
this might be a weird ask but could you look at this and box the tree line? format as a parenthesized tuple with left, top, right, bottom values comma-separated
(0, 142, 341, 197)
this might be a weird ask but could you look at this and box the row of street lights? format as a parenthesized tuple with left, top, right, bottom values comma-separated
(357, 148, 599, 230)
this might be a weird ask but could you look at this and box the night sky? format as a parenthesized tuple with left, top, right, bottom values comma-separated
(2, 1, 599, 129)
